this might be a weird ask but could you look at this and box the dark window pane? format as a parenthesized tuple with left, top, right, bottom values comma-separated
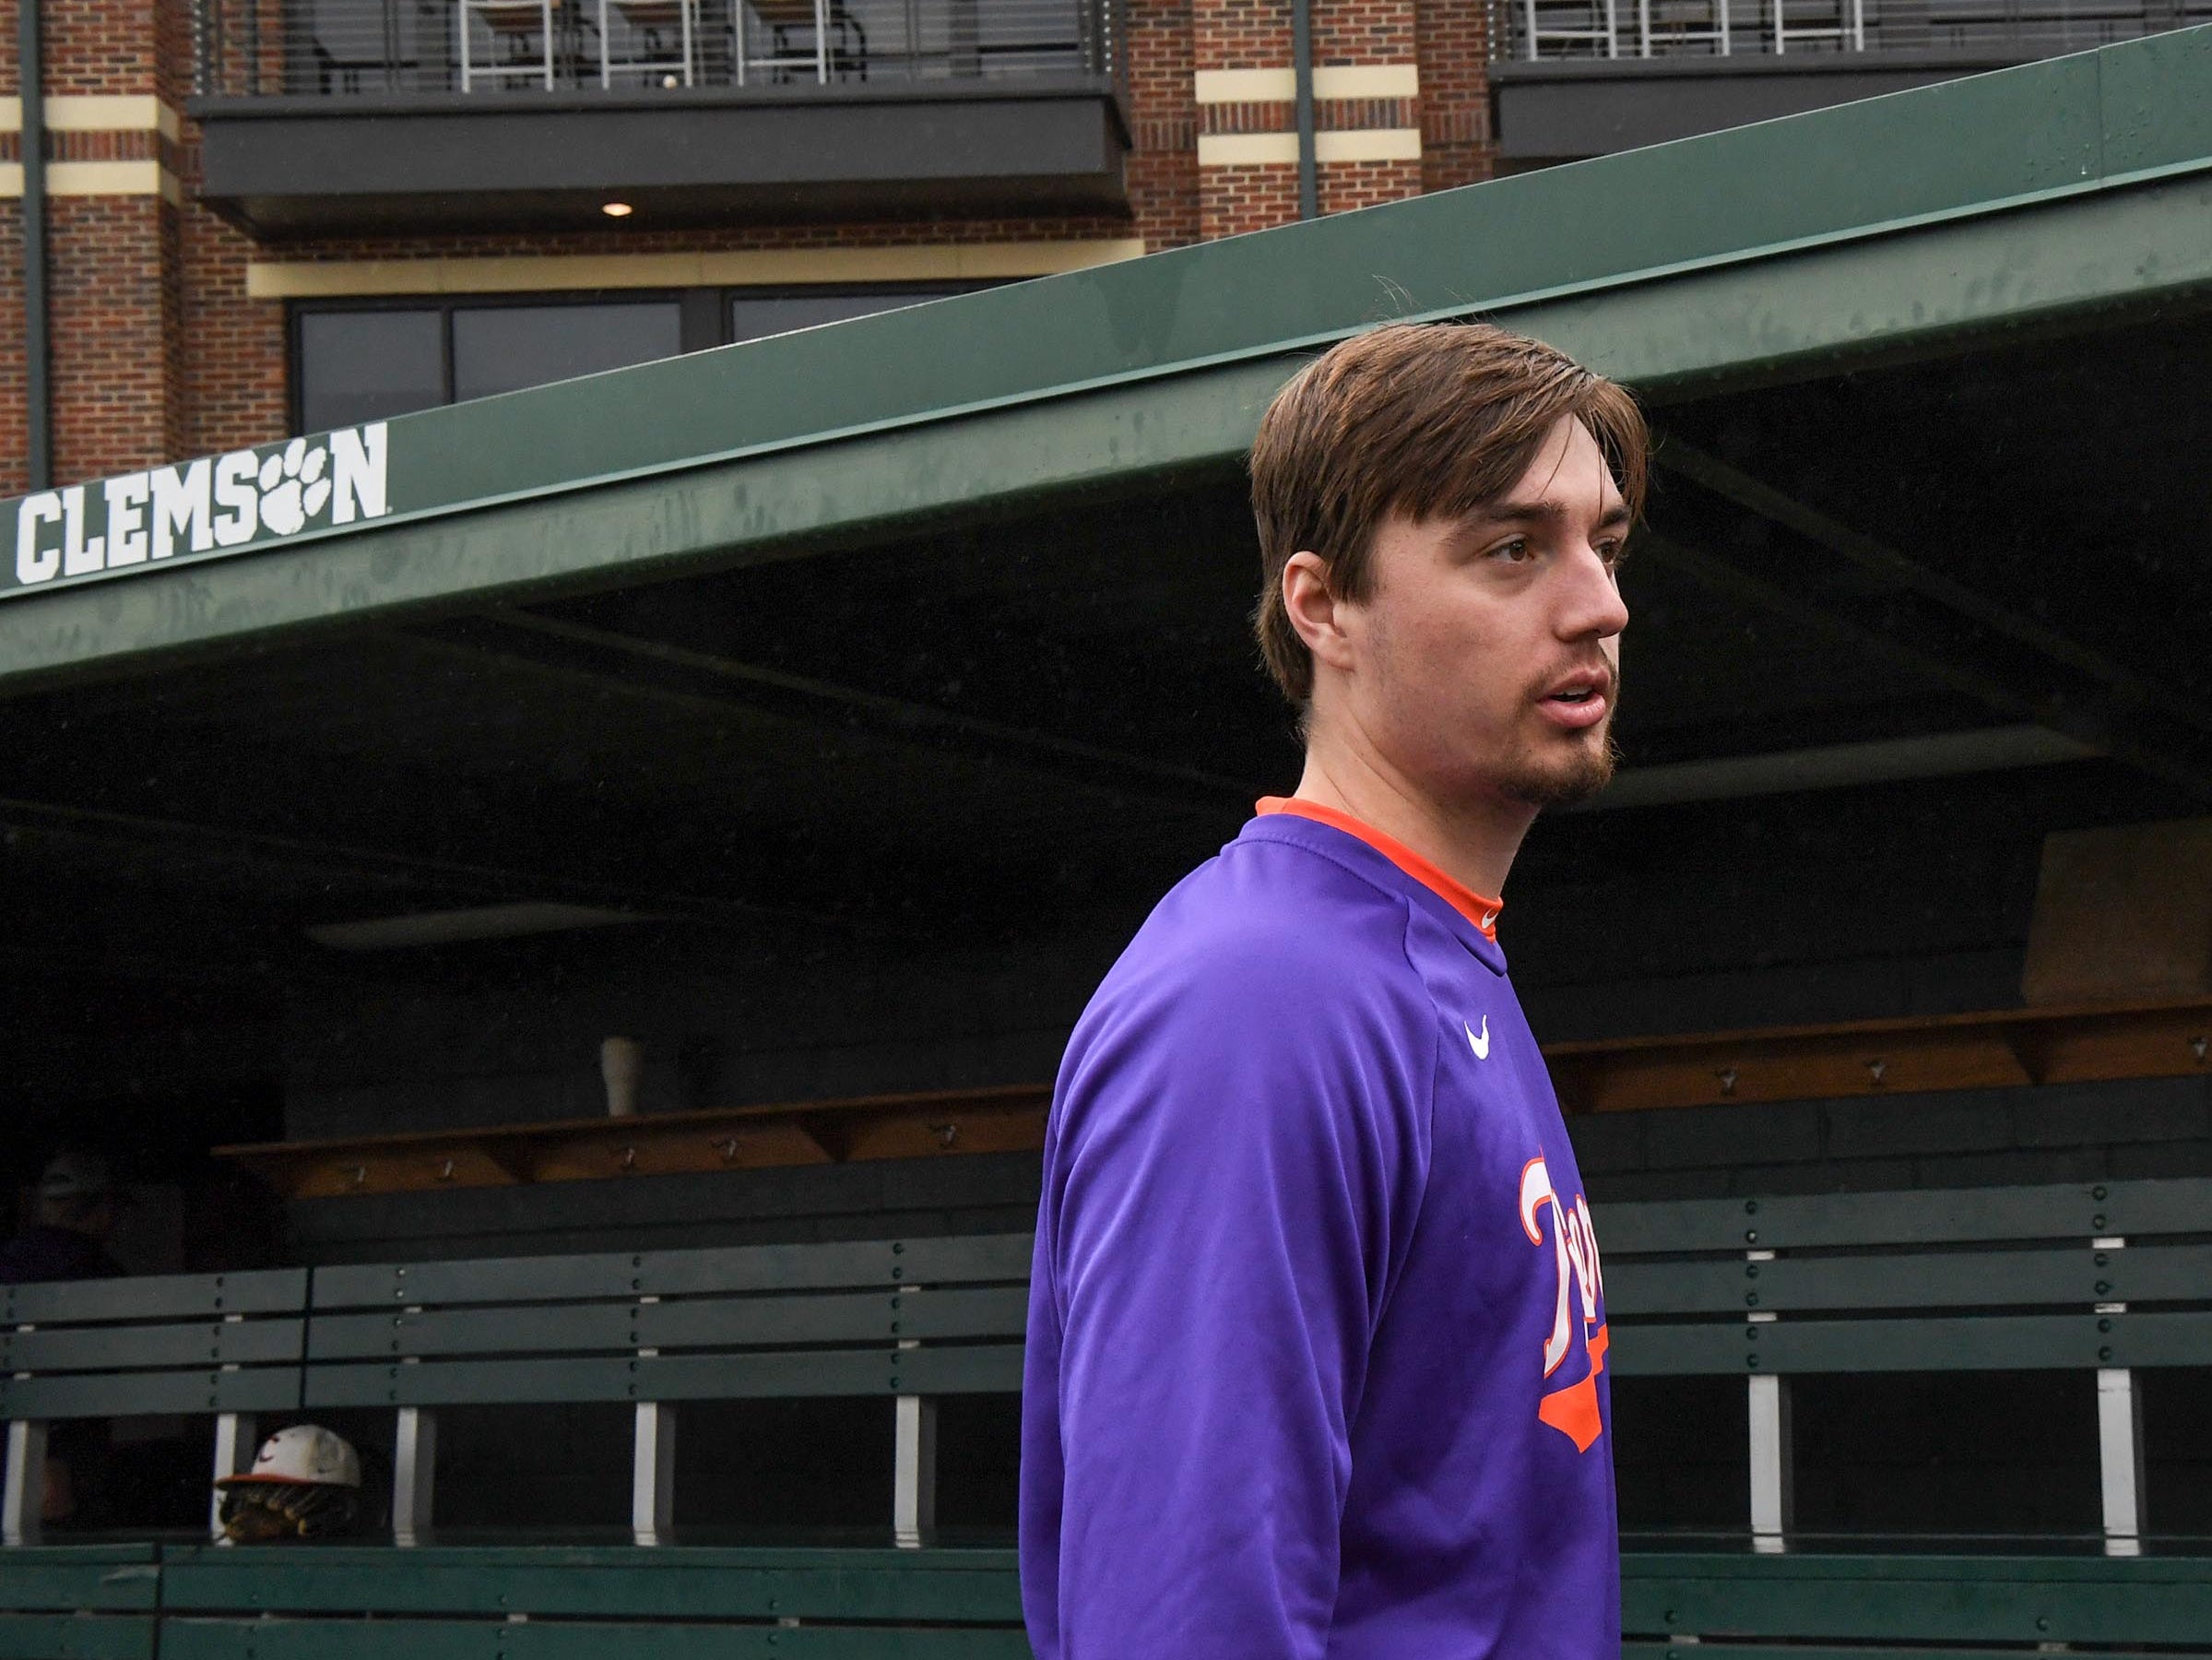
(451, 302, 683, 403)
(728, 290, 956, 343)
(298, 309, 443, 433)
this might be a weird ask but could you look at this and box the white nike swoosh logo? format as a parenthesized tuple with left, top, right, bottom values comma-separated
(1466, 1017, 1490, 1061)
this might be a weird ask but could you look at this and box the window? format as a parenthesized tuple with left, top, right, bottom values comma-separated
(452, 302, 685, 404)
(292, 286, 987, 434)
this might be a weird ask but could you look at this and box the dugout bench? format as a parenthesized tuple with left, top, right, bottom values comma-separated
(0, 1269, 309, 1547)
(5, 1177, 2209, 1658)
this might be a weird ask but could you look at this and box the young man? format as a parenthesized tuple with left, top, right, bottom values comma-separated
(1020, 322, 1647, 1657)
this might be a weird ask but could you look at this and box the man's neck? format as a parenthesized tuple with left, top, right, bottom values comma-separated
(1288, 736, 1537, 902)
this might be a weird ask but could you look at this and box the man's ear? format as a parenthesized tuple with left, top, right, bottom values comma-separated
(1283, 551, 1357, 674)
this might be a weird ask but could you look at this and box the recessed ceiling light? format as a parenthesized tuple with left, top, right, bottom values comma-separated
(602, 201, 634, 219)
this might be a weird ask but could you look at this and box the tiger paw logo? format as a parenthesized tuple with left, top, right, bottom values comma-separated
(257, 438, 333, 537)
(1520, 1156, 1608, 1452)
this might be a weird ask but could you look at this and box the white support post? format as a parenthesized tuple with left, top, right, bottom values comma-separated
(209, 1412, 257, 1542)
(1748, 1372, 1792, 1554)
(3, 1420, 47, 1546)
(2098, 1368, 2144, 1557)
(394, 1406, 437, 1547)
(893, 1286, 936, 1549)
(893, 1393, 938, 1549)
(633, 1401, 677, 1546)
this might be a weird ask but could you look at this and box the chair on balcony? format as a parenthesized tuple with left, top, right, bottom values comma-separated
(597, 0, 699, 84)
(1521, 0, 1621, 57)
(1771, 0, 1864, 51)
(1638, 0, 1731, 53)
(734, 0, 868, 82)
(457, 0, 559, 88)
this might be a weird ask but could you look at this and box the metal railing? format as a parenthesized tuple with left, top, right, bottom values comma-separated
(1496, 0, 2212, 59)
(195, 0, 1118, 97)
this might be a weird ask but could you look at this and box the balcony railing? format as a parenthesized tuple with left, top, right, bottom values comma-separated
(1496, 0, 2212, 60)
(195, 0, 1119, 98)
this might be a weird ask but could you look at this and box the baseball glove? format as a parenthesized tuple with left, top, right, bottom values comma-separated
(219, 1481, 361, 1542)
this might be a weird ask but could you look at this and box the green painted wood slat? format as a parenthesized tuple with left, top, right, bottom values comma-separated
(0, 1367, 302, 1420)
(305, 1348, 909, 1407)
(1603, 1242, 2212, 1316)
(160, 1619, 1033, 1660)
(158, 1546, 1025, 1620)
(310, 1239, 996, 1311)
(0, 1548, 160, 1610)
(1620, 1552, 2212, 1644)
(1613, 1310, 2212, 1375)
(306, 1303, 639, 1360)
(888, 1237, 1034, 1284)
(0, 1319, 302, 1374)
(1623, 1647, 2207, 1659)
(0, 1613, 159, 1660)
(0, 1270, 307, 1325)
(1596, 1180, 2209, 1256)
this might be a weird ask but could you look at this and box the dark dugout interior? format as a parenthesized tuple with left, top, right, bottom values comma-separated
(6, 299, 2212, 1541)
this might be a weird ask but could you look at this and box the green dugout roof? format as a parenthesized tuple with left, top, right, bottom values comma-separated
(5, 29, 2212, 1045)
(8, 24, 2212, 682)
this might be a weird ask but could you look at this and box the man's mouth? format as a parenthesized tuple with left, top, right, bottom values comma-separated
(1537, 672, 1613, 729)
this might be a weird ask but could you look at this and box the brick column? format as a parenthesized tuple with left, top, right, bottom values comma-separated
(1417, 0, 1497, 193)
(0, 0, 197, 492)
(1126, 0, 1202, 252)
(1191, 0, 1429, 239)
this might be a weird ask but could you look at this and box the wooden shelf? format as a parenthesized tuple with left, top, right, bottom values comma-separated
(1545, 992, 2212, 1114)
(219, 996, 2212, 1200)
(217, 1083, 1052, 1201)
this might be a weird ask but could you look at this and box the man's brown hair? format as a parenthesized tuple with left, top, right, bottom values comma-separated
(1249, 321, 1649, 704)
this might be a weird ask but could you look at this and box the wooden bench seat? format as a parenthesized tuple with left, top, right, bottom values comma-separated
(11, 1177, 2208, 1557)
(1598, 1176, 2211, 1554)
(304, 1236, 1030, 1544)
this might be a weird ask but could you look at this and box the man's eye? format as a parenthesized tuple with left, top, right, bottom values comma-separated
(1598, 540, 1628, 568)
(1490, 539, 1532, 563)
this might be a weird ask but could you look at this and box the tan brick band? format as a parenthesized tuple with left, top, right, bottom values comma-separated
(1197, 129, 1422, 167)
(246, 240, 1153, 299)
(0, 96, 184, 199)
(0, 95, 182, 140)
(1193, 65, 1419, 101)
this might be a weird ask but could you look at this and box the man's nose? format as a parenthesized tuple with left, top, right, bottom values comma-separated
(1557, 546, 1629, 641)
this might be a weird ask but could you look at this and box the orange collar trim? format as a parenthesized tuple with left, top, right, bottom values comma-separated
(1256, 797, 1502, 942)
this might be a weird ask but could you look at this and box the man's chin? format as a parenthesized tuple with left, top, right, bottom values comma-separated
(1497, 731, 1620, 809)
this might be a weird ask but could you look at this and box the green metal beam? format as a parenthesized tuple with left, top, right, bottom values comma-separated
(6, 30, 2212, 684)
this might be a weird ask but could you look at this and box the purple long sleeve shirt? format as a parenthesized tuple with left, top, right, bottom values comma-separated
(1021, 802, 1615, 1658)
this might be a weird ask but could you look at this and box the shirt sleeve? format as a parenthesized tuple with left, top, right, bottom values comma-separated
(1031, 917, 1437, 1658)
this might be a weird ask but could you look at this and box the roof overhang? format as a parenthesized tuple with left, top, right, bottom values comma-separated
(25, 28, 2212, 690)
(1490, 48, 2031, 160)
(189, 81, 1130, 234)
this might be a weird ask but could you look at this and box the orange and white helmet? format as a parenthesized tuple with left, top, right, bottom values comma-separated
(218, 1424, 361, 1490)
